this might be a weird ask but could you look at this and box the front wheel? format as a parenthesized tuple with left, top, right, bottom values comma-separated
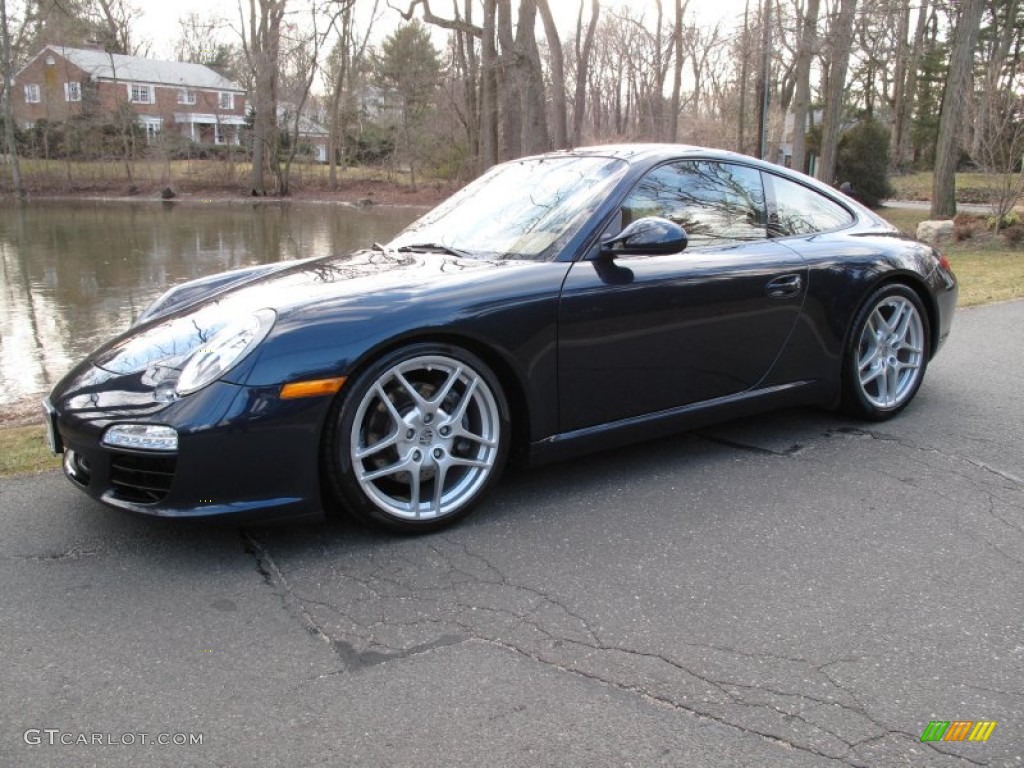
(324, 344, 510, 532)
(842, 284, 930, 420)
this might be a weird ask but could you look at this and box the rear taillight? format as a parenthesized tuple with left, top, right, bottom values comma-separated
(938, 254, 952, 272)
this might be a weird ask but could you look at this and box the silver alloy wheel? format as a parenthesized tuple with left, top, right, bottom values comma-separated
(349, 354, 501, 520)
(856, 295, 925, 410)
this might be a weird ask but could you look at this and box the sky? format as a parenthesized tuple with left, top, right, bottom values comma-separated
(132, 0, 750, 61)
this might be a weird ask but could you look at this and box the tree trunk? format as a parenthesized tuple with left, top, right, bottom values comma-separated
(515, 0, 549, 154)
(572, 0, 599, 146)
(327, 13, 349, 187)
(0, 0, 26, 200)
(462, 0, 480, 163)
(888, 0, 911, 169)
(756, 0, 771, 158)
(536, 0, 566, 149)
(738, 0, 750, 153)
(480, 0, 499, 168)
(790, 0, 820, 173)
(245, 0, 285, 196)
(669, 0, 684, 142)
(496, 0, 521, 159)
(894, 0, 929, 169)
(931, 0, 984, 218)
(816, 0, 857, 185)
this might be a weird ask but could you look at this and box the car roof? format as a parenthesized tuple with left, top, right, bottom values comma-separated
(534, 143, 760, 166)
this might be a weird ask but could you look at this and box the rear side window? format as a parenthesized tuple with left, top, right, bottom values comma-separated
(622, 161, 767, 247)
(767, 174, 853, 236)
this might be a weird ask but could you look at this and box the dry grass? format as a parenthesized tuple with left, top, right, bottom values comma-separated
(888, 171, 1008, 204)
(0, 425, 60, 477)
(12, 158, 425, 194)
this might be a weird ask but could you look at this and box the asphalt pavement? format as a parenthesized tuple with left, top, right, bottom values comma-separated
(1, 300, 1022, 767)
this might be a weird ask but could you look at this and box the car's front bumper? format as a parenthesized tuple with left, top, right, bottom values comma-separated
(48, 373, 331, 523)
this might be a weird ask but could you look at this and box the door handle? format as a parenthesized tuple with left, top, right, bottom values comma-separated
(766, 273, 803, 298)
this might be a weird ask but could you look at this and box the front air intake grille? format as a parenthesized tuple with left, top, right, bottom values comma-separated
(110, 452, 177, 503)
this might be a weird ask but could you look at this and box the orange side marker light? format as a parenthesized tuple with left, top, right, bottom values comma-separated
(279, 377, 347, 400)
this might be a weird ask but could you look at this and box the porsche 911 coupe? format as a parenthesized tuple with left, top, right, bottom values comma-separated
(44, 145, 958, 532)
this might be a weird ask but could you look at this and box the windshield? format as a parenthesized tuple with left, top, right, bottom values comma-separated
(389, 155, 629, 261)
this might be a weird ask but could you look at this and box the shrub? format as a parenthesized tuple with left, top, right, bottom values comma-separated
(953, 213, 988, 241)
(835, 118, 895, 208)
(1001, 224, 1024, 245)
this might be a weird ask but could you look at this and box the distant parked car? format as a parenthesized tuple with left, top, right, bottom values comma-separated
(45, 145, 958, 532)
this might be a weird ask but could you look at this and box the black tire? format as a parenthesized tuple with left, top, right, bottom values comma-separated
(323, 343, 510, 533)
(841, 283, 930, 420)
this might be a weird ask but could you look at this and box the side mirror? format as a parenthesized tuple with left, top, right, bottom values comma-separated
(600, 216, 688, 257)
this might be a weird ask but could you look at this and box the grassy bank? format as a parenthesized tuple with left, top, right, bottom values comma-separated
(0, 425, 59, 477)
(1, 159, 456, 206)
(2, 204, 1020, 478)
(877, 206, 1024, 306)
(888, 171, 1007, 204)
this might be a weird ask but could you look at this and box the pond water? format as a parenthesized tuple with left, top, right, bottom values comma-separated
(0, 200, 424, 406)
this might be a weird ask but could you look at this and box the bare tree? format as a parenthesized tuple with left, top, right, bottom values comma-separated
(668, 0, 685, 142)
(1, 0, 26, 199)
(931, 0, 984, 218)
(325, 0, 377, 185)
(976, 93, 1024, 232)
(239, 0, 286, 195)
(790, 0, 820, 173)
(535, 0, 566, 149)
(816, 0, 857, 184)
(277, 1, 348, 195)
(572, 0, 599, 146)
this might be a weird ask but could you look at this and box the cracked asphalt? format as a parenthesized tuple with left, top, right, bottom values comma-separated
(1, 299, 1021, 767)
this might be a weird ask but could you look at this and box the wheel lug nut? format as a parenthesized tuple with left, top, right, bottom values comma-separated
(406, 429, 416, 440)
(439, 426, 450, 437)
(412, 450, 422, 461)
(433, 448, 444, 459)
(423, 413, 433, 424)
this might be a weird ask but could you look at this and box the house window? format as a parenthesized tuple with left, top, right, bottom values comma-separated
(64, 82, 82, 102)
(177, 89, 196, 105)
(218, 92, 234, 110)
(24, 84, 41, 103)
(129, 84, 154, 104)
(138, 116, 162, 143)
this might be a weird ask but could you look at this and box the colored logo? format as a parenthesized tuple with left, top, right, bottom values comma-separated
(920, 720, 997, 742)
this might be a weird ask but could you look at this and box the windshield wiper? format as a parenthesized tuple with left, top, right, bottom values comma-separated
(395, 242, 473, 259)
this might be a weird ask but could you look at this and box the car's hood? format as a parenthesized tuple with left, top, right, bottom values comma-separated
(92, 248, 504, 375)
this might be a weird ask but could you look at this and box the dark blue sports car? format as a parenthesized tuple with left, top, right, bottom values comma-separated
(44, 145, 958, 531)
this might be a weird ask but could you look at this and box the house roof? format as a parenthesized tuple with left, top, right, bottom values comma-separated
(277, 104, 328, 137)
(34, 45, 244, 93)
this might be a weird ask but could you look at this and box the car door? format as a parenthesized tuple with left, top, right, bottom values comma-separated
(557, 160, 808, 433)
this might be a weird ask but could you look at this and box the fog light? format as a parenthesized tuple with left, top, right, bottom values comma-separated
(102, 424, 179, 452)
(63, 449, 91, 484)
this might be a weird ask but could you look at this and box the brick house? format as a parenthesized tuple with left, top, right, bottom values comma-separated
(13, 45, 247, 145)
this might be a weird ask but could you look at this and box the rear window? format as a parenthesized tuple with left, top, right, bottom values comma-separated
(767, 174, 854, 236)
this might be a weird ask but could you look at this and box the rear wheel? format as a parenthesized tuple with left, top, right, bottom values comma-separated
(324, 344, 510, 532)
(842, 284, 930, 420)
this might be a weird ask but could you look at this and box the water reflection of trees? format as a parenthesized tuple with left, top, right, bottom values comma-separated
(0, 202, 418, 403)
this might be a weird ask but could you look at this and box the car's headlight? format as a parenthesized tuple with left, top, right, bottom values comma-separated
(175, 309, 276, 395)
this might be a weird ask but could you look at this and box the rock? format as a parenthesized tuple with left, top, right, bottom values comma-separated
(916, 219, 954, 244)
(161, 186, 176, 200)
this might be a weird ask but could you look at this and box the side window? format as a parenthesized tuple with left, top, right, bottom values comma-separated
(621, 161, 767, 247)
(767, 174, 853, 236)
